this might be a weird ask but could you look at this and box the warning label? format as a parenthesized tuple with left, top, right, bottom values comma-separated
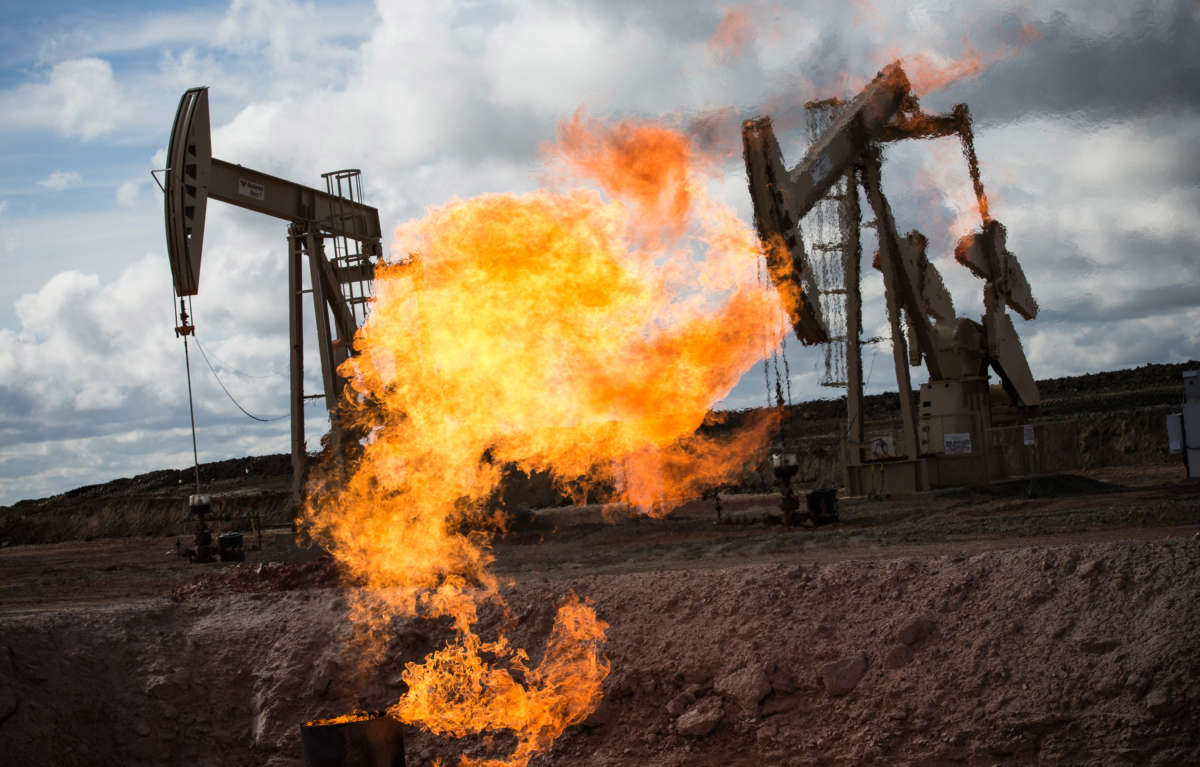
(1023, 425, 1036, 446)
(943, 432, 973, 455)
(238, 178, 265, 201)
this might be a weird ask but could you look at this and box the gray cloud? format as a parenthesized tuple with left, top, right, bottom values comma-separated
(950, 0, 1200, 125)
(2, 0, 1199, 504)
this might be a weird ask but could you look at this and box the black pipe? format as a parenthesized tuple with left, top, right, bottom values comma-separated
(300, 714, 406, 767)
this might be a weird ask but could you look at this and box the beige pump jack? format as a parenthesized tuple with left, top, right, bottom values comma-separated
(743, 62, 1040, 496)
(162, 87, 382, 503)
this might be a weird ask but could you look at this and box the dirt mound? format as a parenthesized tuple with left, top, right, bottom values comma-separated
(4, 361, 1194, 546)
(949, 473, 1124, 499)
(2, 536, 1197, 766)
(168, 556, 343, 602)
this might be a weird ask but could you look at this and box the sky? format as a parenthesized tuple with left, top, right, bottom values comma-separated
(0, 0, 1197, 505)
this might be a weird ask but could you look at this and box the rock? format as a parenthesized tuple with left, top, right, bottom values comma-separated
(883, 644, 914, 669)
(582, 698, 617, 729)
(1058, 552, 1081, 575)
(821, 654, 868, 697)
(683, 682, 708, 698)
(606, 672, 635, 698)
(0, 691, 18, 726)
(1125, 673, 1150, 695)
(987, 734, 1036, 756)
(675, 697, 723, 737)
(760, 693, 801, 716)
(1076, 559, 1103, 577)
(755, 719, 781, 747)
(897, 616, 936, 646)
(1078, 637, 1120, 654)
(308, 656, 340, 699)
(144, 676, 178, 700)
(715, 665, 771, 715)
(1145, 689, 1176, 717)
(665, 689, 696, 716)
(639, 675, 658, 696)
(768, 664, 797, 695)
(0, 646, 15, 677)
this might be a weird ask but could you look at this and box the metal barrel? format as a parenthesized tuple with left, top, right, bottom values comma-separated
(300, 715, 406, 767)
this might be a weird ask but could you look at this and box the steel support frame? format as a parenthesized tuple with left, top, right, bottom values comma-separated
(288, 225, 306, 503)
(287, 223, 362, 504)
(859, 147, 926, 493)
(841, 166, 865, 483)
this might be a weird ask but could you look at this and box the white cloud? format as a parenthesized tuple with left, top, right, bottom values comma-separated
(486, 9, 682, 115)
(116, 179, 141, 207)
(2, 0, 1199, 504)
(33, 10, 216, 66)
(2, 57, 122, 140)
(0, 200, 343, 502)
(38, 170, 82, 190)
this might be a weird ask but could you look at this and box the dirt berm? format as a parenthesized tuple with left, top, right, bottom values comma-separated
(3, 360, 1195, 546)
(1, 536, 1197, 766)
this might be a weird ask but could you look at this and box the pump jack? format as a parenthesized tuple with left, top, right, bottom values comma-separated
(744, 62, 1040, 495)
(163, 87, 382, 503)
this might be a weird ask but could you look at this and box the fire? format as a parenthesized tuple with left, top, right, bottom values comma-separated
(885, 20, 1041, 97)
(894, 43, 986, 95)
(391, 593, 609, 767)
(302, 114, 787, 765)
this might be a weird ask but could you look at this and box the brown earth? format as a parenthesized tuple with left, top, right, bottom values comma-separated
(1, 463, 1197, 766)
(0, 454, 296, 546)
(1, 361, 1196, 765)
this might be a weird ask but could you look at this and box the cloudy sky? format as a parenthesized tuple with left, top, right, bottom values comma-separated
(0, 0, 1196, 504)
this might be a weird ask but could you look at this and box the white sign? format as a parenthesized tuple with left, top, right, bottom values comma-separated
(870, 435, 895, 458)
(1023, 425, 1036, 446)
(238, 178, 265, 201)
(1167, 413, 1183, 454)
(944, 432, 972, 455)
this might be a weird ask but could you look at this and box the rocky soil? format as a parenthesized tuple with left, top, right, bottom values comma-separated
(0, 360, 1196, 765)
(1, 518, 1198, 765)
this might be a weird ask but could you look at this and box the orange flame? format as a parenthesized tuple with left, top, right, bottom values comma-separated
(302, 115, 787, 765)
(390, 593, 609, 767)
(885, 20, 1041, 97)
(893, 43, 986, 95)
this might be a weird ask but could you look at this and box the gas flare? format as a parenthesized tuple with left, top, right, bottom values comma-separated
(893, 43, 987, 95)
(301, 114, 787, 765)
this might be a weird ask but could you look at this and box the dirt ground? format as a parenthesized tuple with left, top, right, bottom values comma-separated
(0, 463, 1198, 765)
